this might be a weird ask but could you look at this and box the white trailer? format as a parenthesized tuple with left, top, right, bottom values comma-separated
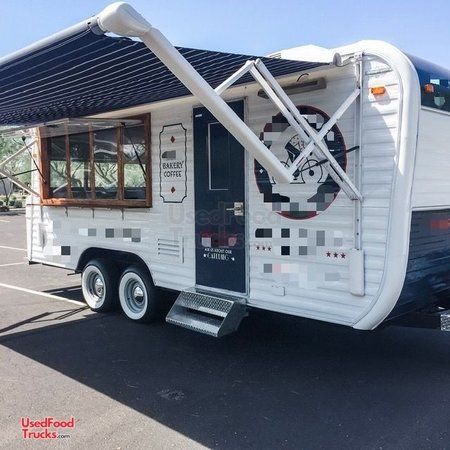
(0, 2, 449, 337)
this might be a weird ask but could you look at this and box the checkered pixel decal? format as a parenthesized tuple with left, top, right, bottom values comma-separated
(261, 262, 343, 289)
(255, 227, 345, 258)
(79, 227, 141, 242)
(254, 226, 348, 289)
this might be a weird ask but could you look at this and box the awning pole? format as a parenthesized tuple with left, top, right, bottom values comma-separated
(0, 139, 39, 196)
(0, 167, 38, 196)
(0, 139, 36, 170)
(96, 2, 293, 184)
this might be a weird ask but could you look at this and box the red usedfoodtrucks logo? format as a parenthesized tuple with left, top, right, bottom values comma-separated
(20, 416, 75, 439)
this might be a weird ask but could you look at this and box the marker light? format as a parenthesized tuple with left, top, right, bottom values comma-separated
(371, 86, 386, 96)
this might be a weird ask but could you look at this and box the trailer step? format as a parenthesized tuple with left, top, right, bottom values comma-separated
(166, 288, 248, 337)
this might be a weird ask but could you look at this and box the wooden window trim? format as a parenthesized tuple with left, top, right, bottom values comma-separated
(39, 114, 152, 208)
(117, 124, 124, 201)
(145, 114, 153, 207)
(39, 134, 50, 199)
(64, 122, 72, 199)
(88, 124, 96, 201)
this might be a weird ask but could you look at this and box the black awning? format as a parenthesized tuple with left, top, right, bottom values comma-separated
(0, 22, 324, 126)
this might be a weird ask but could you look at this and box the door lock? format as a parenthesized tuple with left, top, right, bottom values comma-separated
(226, 202, 244, 216)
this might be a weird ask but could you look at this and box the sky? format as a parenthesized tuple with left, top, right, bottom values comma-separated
(0, 0, 448, 68)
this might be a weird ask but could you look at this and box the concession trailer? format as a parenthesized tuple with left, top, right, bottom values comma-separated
(0, 2, 449, 337)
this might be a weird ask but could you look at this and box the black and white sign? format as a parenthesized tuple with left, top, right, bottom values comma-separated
(159, 123, 187, 203)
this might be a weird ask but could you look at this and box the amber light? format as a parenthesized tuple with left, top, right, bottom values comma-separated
(424, 83, 435, 93)
(371, 86, 386, 96)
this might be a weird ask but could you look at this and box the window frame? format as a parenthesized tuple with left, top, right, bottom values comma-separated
(39, 114, 152, 208)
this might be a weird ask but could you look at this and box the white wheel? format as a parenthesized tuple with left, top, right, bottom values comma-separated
(118, 266, 158, 322)
(81, 259, 118, 312)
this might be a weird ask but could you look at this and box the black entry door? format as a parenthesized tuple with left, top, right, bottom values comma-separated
(194, 101, 246, 293)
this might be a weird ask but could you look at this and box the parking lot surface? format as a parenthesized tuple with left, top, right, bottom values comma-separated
(1, 213, 450, 449)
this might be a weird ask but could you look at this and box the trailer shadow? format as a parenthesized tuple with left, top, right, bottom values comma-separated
(43, 286, 84, 301)
(2, 308, 450, 448)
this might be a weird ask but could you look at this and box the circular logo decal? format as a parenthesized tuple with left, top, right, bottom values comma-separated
(255, 105, 347, 220)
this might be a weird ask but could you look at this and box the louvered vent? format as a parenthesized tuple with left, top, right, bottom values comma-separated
(157, 236, 183, 262)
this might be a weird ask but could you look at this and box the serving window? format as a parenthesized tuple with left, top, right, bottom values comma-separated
(40, 115, 151, 207)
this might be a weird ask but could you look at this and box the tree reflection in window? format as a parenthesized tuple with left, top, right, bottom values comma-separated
(94, 128, 118, 199)
(42, 115, 150, 206)
(123, 123, 147, 200)
(48, 135, 67, 198)
(70, 130, 92, 198)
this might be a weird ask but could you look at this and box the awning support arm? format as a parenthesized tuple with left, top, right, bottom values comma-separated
(0, 168, 37, 181)
(214, 60, 254, 95)
(217, 57, 363, 201)
(0, 139, 39, 196)
(94, 2, 362, 201)
(0, 167, 39, 196)
(252, 59, 362, 201)
(0, 139, 36, 170)
(96, 3, 292, 184)
(286, 88, 361, 175)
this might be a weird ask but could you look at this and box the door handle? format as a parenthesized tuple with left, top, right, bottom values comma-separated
(226, 202, 244, 216)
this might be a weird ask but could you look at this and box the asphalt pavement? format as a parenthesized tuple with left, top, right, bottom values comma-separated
(0, 213, 449, 449)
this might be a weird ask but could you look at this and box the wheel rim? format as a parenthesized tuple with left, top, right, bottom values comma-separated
(93, 276, 105, 298)
(123, 278, 147, 314)
(82, 266, 106, 308)
(119, 272, 149, 320)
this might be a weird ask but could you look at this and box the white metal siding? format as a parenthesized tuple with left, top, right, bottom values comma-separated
(27, 56, 402, 326)
(412, 109, 450, 209)
(246, 58, 401, 325)
(28, 105, 196, 292)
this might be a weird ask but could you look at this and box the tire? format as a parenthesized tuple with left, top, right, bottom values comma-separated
(81, 259, 118, 312)
(118, 265, 158, 323)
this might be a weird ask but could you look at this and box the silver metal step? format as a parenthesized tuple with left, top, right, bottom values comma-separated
(441, 313, 450, 331)
(166, 288, 248, 337)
